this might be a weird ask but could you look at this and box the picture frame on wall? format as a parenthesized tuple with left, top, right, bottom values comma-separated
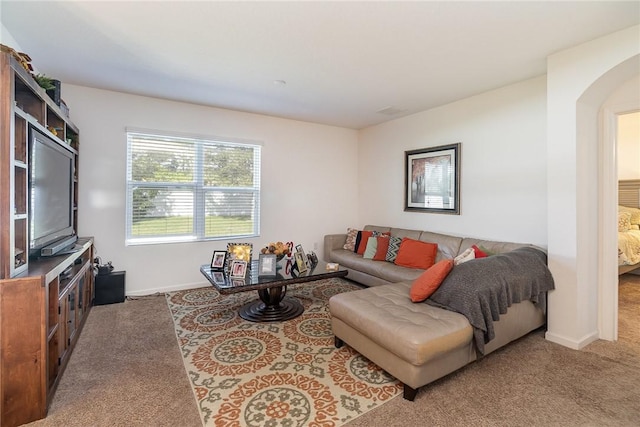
(405, 143, 461, 214)
(258, 253, 277, 277)
(211, 250, 227, 270)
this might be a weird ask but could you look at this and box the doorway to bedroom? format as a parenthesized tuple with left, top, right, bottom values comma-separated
(617, 110, 640, 344)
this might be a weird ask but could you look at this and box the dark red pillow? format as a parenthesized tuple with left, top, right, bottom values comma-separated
(472, 245, 488, 258)
(356, 230, 374, 255)
(373, 236, 390, 261)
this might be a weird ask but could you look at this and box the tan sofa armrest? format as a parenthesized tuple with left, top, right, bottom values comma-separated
(324, 234, 347, 261)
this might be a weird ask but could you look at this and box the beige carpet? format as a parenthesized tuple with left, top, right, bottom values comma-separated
(27, 275, 640, 427)
(165, 278, 401, 426)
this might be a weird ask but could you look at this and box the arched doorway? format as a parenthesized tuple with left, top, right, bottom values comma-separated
(599, 79, 640, 341)
(546, 26, 639, 349)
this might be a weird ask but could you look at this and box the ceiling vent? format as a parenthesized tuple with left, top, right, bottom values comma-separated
(376, 106, 407, 116)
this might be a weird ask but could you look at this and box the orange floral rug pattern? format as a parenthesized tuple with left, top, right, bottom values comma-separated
(166, 278, 401, 426)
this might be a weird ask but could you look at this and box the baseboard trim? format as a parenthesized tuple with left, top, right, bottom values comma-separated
(126, 281, 209, 297)
(545, 330, 599, 350)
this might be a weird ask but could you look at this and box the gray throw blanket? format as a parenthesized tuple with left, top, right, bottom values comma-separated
(426, 247, 555, 355)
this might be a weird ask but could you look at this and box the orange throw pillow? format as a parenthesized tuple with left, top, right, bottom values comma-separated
(409, 259, 454, 302)
(356, 230, 374, 255)
(394, 238, 438, 269)
(373, 236, 390, 260)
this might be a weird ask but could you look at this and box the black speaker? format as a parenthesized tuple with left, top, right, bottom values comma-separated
(95, 271, 125, 305)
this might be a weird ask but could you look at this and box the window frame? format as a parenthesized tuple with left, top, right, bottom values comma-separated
(125, 129, 261, 246)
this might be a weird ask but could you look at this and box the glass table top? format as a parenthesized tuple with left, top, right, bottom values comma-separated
(200, 258, 348, 294)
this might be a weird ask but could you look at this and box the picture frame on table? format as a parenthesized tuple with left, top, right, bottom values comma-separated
(258, 253, 277, 277)
(405, 143, 461, 215)
(226, 243, 253, 263)
(294, 251, 308, 274)
(295, 244, 308, 268)
(230, 260, 247, 278)
(211, 250, 227, 270)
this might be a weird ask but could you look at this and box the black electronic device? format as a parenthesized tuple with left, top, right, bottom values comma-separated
(28, 126, 76, 257)
(95, 271, 125, 305)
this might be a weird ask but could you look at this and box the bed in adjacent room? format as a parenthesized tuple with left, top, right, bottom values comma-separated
(619, 179, 640, 275)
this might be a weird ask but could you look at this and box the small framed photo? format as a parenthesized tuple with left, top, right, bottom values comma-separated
(258, 253, 277, 277)
(227, 243, 253, 263)
(211, 250, 227, 270)
(212, 271, 226, 285)
(230, 260, 247, 278)
(294, 251, 308, 274)
(295, 244, 308, 267)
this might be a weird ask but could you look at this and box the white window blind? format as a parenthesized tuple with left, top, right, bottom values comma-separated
(126, 131, 261, 245)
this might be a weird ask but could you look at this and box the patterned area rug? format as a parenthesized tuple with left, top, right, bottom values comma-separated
(166, 278, 401, 427)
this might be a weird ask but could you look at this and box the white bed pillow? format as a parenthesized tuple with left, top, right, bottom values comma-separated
(619, 205, 640, 225)
(618, 212, 632, 232)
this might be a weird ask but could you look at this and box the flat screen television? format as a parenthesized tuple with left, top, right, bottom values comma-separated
(29, 126, 77, 257)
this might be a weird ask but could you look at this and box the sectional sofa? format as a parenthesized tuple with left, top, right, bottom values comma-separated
(324, 225, 554, 400)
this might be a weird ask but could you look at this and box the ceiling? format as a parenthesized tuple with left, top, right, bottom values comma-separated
(1, 1, 639, 130)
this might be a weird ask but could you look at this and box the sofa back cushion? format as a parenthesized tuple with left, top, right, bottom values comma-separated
(418, 231, 463, 262)
(458, 238, 536, 256)
(389, 227, 422, 240)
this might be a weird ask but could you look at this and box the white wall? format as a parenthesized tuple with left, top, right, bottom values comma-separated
(358, 76, 548, 247)
(1, 23, 21, 51)
(62, 85, 359, 295)
(546, 25, 640, 349)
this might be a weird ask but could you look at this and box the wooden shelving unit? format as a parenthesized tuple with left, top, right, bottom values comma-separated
(0, 51, 93, 427)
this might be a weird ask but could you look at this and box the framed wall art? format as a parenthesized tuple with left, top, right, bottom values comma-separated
(405, 143, 460, 214)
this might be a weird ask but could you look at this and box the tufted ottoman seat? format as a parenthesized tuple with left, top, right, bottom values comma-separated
(329, 281, 475, 400)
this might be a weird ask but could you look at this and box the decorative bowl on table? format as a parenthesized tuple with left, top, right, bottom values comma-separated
(260, 241, 292, 261)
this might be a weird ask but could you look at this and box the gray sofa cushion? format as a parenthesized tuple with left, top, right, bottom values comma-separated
(330, 249, 424, 283)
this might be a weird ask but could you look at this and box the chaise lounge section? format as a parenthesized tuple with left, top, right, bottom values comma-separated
(325, 225, 553, 400)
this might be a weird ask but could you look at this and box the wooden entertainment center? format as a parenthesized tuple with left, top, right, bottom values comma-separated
(0, 51, 94, 426)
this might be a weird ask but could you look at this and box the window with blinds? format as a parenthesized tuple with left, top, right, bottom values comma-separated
(126, 131, 261, 245)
